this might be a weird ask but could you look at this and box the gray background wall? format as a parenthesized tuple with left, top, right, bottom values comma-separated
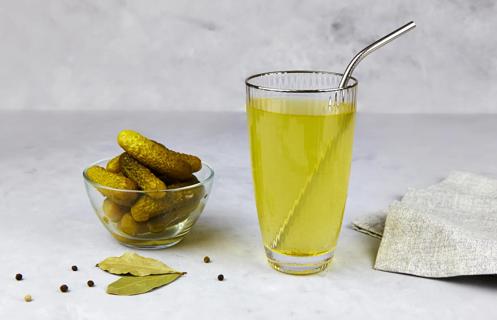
(1, 0, 496, 113)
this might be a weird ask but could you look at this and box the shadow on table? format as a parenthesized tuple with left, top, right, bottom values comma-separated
(173, 213, 228, 249)
(347, 224, 382, 266)
(436, 275, 497, 290)
(367, 239, 381, 266)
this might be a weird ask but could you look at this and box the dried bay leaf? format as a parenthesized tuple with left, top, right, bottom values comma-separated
(97, 252, 180, 276)
(107, 273, 185, 296)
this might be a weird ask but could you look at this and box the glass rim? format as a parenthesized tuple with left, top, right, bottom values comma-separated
(83, 158, 214, 193)
(245, 70, 358, 93)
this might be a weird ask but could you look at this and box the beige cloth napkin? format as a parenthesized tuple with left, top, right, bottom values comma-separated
(352, 171, 497, 277)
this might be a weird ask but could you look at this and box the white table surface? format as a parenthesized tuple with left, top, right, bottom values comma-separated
(1, 111, 497, 320)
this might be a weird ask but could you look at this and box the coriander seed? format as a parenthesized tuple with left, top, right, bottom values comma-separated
(71, 265, 78, 271)
(217, 274, 224, 281)
(60, 284, 69, 293)
(203, 256, 211, 263)
(15, 273, 23, 281)
(24, 294, 32, 302)
(87, 280, 95, 287)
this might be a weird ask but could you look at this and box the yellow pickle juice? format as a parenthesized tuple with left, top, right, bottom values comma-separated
(246, 71, 358, 274)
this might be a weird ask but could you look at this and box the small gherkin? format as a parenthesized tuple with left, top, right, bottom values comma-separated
(131, 195, 174, 222)
(86, 166, 138, 206)
(147, 200, 202, 233)
(168, 176, 200, 188)
(131, 182, 205, 222)
(151, 140, 202, 172)
(118, 213, 148, 236)
(120, 153, 167, 199)
(106, 155, 122, 173)
(117, 130, 192, 181)
(102, 198, 127, 222)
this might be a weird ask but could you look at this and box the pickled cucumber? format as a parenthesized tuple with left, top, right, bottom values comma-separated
(102, 198, 127, 222)
(120, 153, 167, 199)
(130, 195, 174, 222)
(106, 155, 122, 173)
(86, 166, 138, 206)
(147, 215, 170, 233)
(131, 183, 205, 222)
(169, 176, 200, 189)
(168, 150, 201, 172)
(152, 140, 201, 172)
(117, 130, 192, 181)
(118, 213, 148, 236)
(147, 201, 201, 233)
(174, 184, 205, 207)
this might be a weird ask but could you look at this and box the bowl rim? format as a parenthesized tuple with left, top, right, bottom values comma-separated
(83, 157, 214, 193)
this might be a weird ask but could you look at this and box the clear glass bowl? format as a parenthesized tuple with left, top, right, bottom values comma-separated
(83, 158, 214, 249)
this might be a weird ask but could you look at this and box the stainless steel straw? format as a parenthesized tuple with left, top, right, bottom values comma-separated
(271, 21, 416, 250)
(339, 21, 416, 89)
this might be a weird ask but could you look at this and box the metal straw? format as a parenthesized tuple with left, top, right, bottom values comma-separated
(271, 21, 416, 250)
(339, 21, 416, 88)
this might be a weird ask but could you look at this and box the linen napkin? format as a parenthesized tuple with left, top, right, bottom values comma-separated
(352, 171, 497, 277)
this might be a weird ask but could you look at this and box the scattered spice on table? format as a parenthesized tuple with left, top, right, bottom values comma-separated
(87, 280, 95, 287)
(203, 256, 211, 263)
(15, 273, 23, 281)
(217, 274, 224, 281)
(24, 294, 32, 302)
(60, 284, 69, 293)
(71, 265, 78, 271)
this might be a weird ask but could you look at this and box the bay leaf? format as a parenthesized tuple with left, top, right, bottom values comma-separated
(97, 252, 180, 276)
(106, 273, 185, 296)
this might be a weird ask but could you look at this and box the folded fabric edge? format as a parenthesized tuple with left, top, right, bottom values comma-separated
(373, 201, 497, 278)
(351, 224, 383, 239)
(373, 266, 497, 278)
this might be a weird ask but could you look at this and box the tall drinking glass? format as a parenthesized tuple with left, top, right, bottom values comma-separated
(246, 71, 357, 275)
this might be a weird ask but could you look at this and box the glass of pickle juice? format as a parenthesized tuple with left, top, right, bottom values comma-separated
(246, 71, 357, 275)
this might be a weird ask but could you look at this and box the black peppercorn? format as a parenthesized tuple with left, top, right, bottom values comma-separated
(71, 265, 78, 271)
(15, 273, 23, 281)
(87, 280, 95, 287)
(60, 284, 69, 292)
(203, 256, 211, 263)
(217, 274, 224, 281)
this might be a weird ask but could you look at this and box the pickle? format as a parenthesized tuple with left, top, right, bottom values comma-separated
(147, 201, 201, 233)
(86, 166, 138, 206)
(169, 176, 200, 189)
(106, 155, 122, 173)
(118, 213, 148, 236)
(168, 150, 201, 172)
(102, 198, 127, 222)
(117, 130, 192, 181)
(120, 153, 167, 199)
(130, 183, 205, 222)
(172, 182, 205, 208)
(147, 215, 170, 233)
(152, 140, 201, 172)
(158, 175, 200, 188)
(131, 195, 174, 222)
